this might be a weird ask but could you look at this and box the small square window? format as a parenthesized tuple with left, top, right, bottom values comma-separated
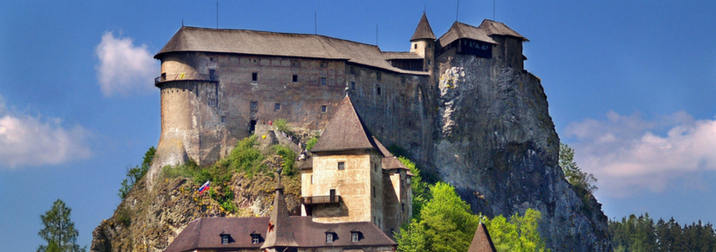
(428, 43, 432, 48)
(252, 72, 258, 82)
(293, 74, 298, 82)
(250, 101, 258, 110)
(376, 72, 381, 81)
(321, 105, 327, 113)
(208, 98, 217, 107)
(351, 81, 356, 90)
(414, 44, 417, 49)
(427, 59, 431, 65)
(274, 103, 281, 111)
(221, 116, 226, 123)
(320, 77, 327, 86)
(338, 161, 345, 170)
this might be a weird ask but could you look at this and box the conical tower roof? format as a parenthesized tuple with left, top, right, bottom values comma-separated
(410, 13, 436, 41)
(468, 222, 497, 252)
(260, 176, 298, 249)
(310, 96, 380, 153)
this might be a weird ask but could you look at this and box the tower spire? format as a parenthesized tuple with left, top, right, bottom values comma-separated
(260, 172, 298, 251)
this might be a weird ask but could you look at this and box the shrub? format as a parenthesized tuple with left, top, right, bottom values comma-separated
(229, 135, 266, 175)
(305, 136, 319, 150)
(273, 145, 297, 176)
(274, 118, 291, 134)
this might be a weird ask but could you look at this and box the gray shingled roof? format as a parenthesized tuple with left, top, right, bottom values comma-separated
(410, 13, 436, 41)
(382, 51, 423, 60)
(468, 223, 497, 252)
(437, 19, 527, 48)
(372, 137, 410, 171)
(310, 96, 381, 153)
(156, 26, 428, 75)
(477, 19, 528, 41)
(163, 217, 395, 252)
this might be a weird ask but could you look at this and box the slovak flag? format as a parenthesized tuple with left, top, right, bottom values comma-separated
(198, 180, 210, 194)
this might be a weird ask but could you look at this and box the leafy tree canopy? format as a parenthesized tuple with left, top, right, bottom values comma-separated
(485, 209, 548, 252)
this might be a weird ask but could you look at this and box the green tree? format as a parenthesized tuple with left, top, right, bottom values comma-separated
(559, 143, 598, 194)
(397, 156, 430, 218)
(397, 182, 479, 252)
(485, 209, 548, 252)
(118, 146, 155, 199)
(37, 199, 86, 252)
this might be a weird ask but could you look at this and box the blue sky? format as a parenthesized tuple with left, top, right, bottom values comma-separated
(1, 1, 715, 250)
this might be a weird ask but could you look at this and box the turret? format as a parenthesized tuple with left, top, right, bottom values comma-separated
(410, 13, 436, 72)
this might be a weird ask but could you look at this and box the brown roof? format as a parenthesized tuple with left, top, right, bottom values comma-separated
(156, 26, 429, 75)
(310, 96, 381, 154)
(371, 137, 409, 171)
(261, 177, 298, 249)
(163, 217, 395, 252)
(437, 19, 528, 48)
(468, 223, 497, 252)
(477, 19, 528, 41)
(410, 13, 436, 41)
(437, 21, 498, 48)
(382, 51, 423, 60)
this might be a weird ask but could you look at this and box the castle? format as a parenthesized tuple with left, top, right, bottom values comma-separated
(156, 13, 522, 252)
(146, 13, 528, 186)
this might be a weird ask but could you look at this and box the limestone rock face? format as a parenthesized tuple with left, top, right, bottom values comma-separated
(433, 51, 610, 251)
(90, 174, 301, 252)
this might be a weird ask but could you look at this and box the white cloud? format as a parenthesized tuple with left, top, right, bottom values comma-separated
(95, 31, 158, 96)
(564, 111, 716, 197)
(0, 95, 92, 168)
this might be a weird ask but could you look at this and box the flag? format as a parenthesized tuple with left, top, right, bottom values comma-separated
(198, 180, 210, 194)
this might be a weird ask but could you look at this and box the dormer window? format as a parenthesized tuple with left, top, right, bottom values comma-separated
(325, 229, 337, 243)
(219, 232, 233, 245)
(350, 229, 363, 242)
(250, 231, 263, 244)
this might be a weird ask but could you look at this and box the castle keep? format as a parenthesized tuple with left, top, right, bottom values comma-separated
(147, 13, 528, 184)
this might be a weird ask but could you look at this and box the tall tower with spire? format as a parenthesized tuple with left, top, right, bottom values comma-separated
(410, 13, 436, 72)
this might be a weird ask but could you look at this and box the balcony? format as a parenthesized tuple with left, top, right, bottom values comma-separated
(301, 195, 341, 205)
(154, 73, 217, 85)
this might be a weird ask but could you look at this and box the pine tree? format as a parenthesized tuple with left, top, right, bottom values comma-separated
(37, 199, 86, 252)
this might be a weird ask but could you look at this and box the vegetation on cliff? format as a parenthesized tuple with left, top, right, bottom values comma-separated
(92, 135, 301, 252)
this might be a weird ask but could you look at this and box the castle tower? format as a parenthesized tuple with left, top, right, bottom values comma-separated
(302, 96, 386, 228)
(410, 13, 436, 72)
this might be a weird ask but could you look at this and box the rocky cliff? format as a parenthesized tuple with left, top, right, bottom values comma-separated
(432, 50, 610, 251)
(90, 134, 303, 252)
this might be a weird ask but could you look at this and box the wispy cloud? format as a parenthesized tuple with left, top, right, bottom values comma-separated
(95, 31, 158, 96)
(0, 94, 92, 168)
(564, 111, 716, 196)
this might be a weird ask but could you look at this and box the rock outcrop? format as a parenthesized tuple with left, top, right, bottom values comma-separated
(90, 171, 301, 252)
(432, 51, 610, 251)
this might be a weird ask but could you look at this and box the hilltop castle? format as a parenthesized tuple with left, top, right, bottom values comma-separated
(147, 13, 528, 187)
